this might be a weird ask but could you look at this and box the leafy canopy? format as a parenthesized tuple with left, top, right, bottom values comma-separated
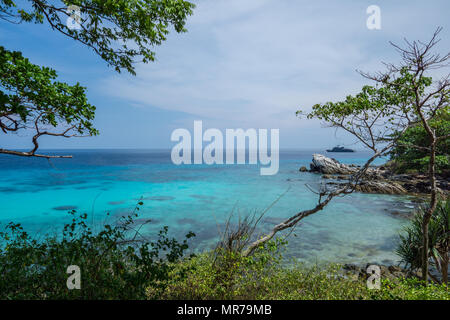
(0, 0, 196, 74)
(0, 47, 97, 152)
(0, 0, 195, 157)
(0, 204, 195, 299)
(299, 66, 449, 159)
(298, 82, 411, 151)
(390, 107, 450, 173)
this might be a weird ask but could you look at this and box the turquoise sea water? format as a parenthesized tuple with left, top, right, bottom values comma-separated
(0, 149, 417, 266)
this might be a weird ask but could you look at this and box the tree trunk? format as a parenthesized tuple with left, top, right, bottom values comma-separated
(421, 136, 437, 283)
(443, 251, 448, 285)
(421, 222, 430, 283)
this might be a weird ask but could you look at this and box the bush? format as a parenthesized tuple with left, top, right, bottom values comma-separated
(0, 203, 195, 299)
(156, 238, 286, 300)
(1, 204, 448, 300)
(371, 277, 449, 300)
(396, 198, 449, 285)
(158, 254, 449, 300)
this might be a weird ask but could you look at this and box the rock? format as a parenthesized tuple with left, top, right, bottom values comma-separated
(389, 174, 449, 195)
(388, 265, 402, 273)
(310, 154, 357, 175)
(343, 263, 360, 271)
(380, 265, 389, 275)
(354, 180, 407, 195)
(390, 174, 411, 181)
(412, 269, 423, 278)
(307, 154, 449, 196)
(340, 263, 418, 282)
(299, 166, 308, 172)
(391, 271, 406, 279)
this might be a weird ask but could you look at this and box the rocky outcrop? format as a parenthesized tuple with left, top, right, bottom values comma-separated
(389, 174, 448, 195)
(354, 180, 407, 195)
(310, 154, 358, 175)
(341, 263, 422, 281)
(303, 154, 416, 195)
(301, 154, 449, 196)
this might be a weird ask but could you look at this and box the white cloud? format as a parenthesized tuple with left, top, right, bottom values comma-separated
(99, 0, 450, 147)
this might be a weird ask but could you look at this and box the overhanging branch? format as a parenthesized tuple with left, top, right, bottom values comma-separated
(0, 148, 72, 159)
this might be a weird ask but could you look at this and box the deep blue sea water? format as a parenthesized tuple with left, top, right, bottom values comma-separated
(0, 149, 417, 266)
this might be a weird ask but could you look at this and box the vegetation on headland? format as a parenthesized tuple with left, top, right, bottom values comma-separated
(0, 205, 448, 300)
(389, 107, 450, 175)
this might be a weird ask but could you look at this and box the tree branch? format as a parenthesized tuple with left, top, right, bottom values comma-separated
(0, 148, 72, 158)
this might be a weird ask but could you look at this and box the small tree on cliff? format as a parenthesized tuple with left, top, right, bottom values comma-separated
(241, 74, 412, 257)
(0, 0, 195, 158)
(303, 28, 450, 283)
(241, 30, 449, 285)
(359, 28, 449, 283)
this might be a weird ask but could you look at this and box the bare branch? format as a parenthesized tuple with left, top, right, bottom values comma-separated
(0, 148, 72, 159)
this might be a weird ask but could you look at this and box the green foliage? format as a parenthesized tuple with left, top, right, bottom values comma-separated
(156, 238, 287, 300)
(251, 264, 369, 300)
(396, 198, 449, 284)
(300, 64, 449, 168)
(153, 231, 449, 300)
(0, 46, 97, 138)
(158, 253, 449, 300)
(370, 277, 449, 300)
(1, 1, 195, 153)
(390, 107, 450, 173)
(0, 0, 195, 74)
(0, 204, 195, 299)
(298, 80, 418, 152)
(0, 211, 447, 301)
(300, 66, 437, 127)
(302, 84, 403, 124)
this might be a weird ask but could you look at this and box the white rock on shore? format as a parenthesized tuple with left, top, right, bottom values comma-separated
(306, 154, 408, 195)
(310, 153, 358, 175)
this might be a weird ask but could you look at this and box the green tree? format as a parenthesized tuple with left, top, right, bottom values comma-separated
(300, 28, 450, 283)
(0, 0, 195, 74)
(0, 47, 97, 158)
(0, 205, 195, 299)
(390, 107, 450, 174)
(0, 0, 195, 158)
(241, 82, 410, 257)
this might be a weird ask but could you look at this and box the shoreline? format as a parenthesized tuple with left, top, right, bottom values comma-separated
(300, 153, 449, 197)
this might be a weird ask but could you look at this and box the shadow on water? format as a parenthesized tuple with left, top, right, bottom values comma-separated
(52, 205, 78, 211)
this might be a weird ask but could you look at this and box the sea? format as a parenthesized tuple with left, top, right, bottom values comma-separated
(0, 149, 418, 266)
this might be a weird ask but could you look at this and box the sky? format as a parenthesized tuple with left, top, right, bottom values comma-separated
(1, 0, 450, 150)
